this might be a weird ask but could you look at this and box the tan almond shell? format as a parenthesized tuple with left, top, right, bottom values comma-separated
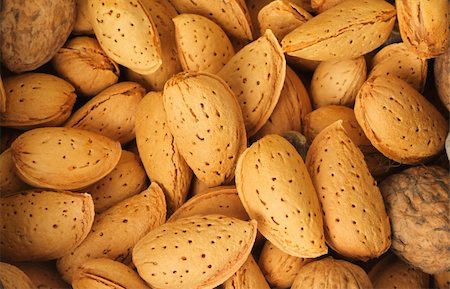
(311, 0, 345, 13)
(88, 0, 162, 74)
(0, 149, 29, 195)
(218, 29, 286, 137)
(57, 183, 166, 283)
(222, 255, 271, 289)
(258, 240, 311, 289)
(125, 0, 181, 92)
(135, 91, 192, 214)
(163, 72, 247, 187)
(369, 42, 428, 92)
(1, 190, 95, 262)
(1, 73, 76, 129)
(305, 121, 391, 261)
(73, 0, 94, 34)
(12, 261, 69, 289)
(168, 0, 252, 40)
(291, 257, 373, 289)
(11, 127, 122, 190)
(0, 262, 36, 289)
(84, 150, 148, 214)
(311, 56, 367, 108)
(133, 215, 257, 289)
(253, 66, 310, 140)
(354, 76, 448, 164)
(65, 82, 144, 144)
(282, 0, 396, 61)
(0, 74, 6, 113)
(236, 134, 327, 258)
(173, 13, 235, 74)
(369, 254, 430, 289)
(52, 36, 120, 97)
(396, 0, 449, 58)
(434, 271, 450, 289)
(435, 43, 450, 110)
(258, 0, 312, 41)
(72, 258, 150, 289)
(168, 186, 248, 222)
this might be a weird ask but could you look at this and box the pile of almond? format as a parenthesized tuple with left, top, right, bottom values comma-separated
(0, 0, 449, 288)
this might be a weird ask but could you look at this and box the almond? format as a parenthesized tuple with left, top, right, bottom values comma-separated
(57, 183, 166, 283)
(282, 0, 396, 61)
(85, 150, 148, 214)
(311, 56, 367, 108)
(434, 271, 450, 289)
(222, 255, 271, 289)
(354, 75, 448, 164)
(1, 73, 76, 129)
(73, 0, 93, 34)
(163, 72, 246, 187)
(88, 0, 162, 74)
(218, 29, 286, 137)
(305, 121, 391, 261)
(173, 13, 235, 74)
(0, 149, 29, 195)
(435, 43, 450, 110)
(0, 262, 35, 289)
(235, 134, 327, 258)
(1, 190, 94, 262)
(133, 214, 257, 289)
(12, 261, 69, 289)
(11, 127, 121, 190)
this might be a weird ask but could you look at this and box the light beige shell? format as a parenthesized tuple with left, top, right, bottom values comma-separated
(291, 257, 373, 289)
(133, 215, 257, 289)
(163, 72, 246, 187)
(72, 258, 150, 289)
(258, 240, 311, 289)
(73, 0, 93, 34)
(168, 0, 253, 40)
(236, 134, 327, 258)
(434, 271, 450, 289)
(305, 121, 391, 261)
(354, 76, 448, 164)
(222, 255, 271, 289)
(11, 127, 122, 190)
(311, 57, 367, 108)
(57, 183, 166, 283)
(84, 150, 147, 214)
(435, 43, 450, 110)
(13, 261, 70, 289)
(0, 149, 29, 195)
(282, 0, 396, 61)
(218, 29, 286, 137)
(0, 262, 35, 289)
(173, 13, 235, 74)
(88, 0, 162, 74)
(311, 0, 345, 13)
(65, 82, 144, 144)
(52, 36, 120, 97)
(1, 190, 95, 262)
(135, 91, 192, 214)
(397, 0, 449, 58)
(1, 73, 76, 129)
(0, 74, 6, 113)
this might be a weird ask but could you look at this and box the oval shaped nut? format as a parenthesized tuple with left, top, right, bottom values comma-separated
(72, 258, 150, 289)
(258, 240, 311, 289)
(1, 73, 76, 129)
(173, 14, 235, 74)
(0, 0, 76, 73)
(218, 29, 286, 137)
(0, 262, 35, 289)
(85, 150, 147, 214)
(223, 255, 271, 289)
(258, 0, 312, 41)
(73, 0, 93, 34)
(236, 134, 327, 258)
(13, 261, 70, 289)
(163, 72, 247, 187)
(11, 127, 121, 190)
(1, 190, 95, 262)
(52, 36, 120, 97)
(291, 257, 373, 289)
(311, 0, 345, 13)
(311, 56, 367, 108)
(397, 0, 449, 58)
(369, 43, 428, 92)
(354, 76, 448, 164)
(136, 91, 192, 214)
(168, 186, 249, 222)
(306, 121, 391, 261)
(0, 149, 29, 195)
(168, 0, 252, 40)
(282, 0, 396, 61)
(434, 271, 450, 289)
(65, 82, 144, 144)
(57, 183, 166, 283)
(435, 44, 450, 111)
(88, 0, 162, 74)
(133, 215, 257, 289)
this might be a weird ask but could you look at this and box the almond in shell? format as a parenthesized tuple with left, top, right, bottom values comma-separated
(0, 262, 35, 289)
(222, 255, 271, 289)
(12, 261, 69, 289)
(0, 149, 29, 195)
